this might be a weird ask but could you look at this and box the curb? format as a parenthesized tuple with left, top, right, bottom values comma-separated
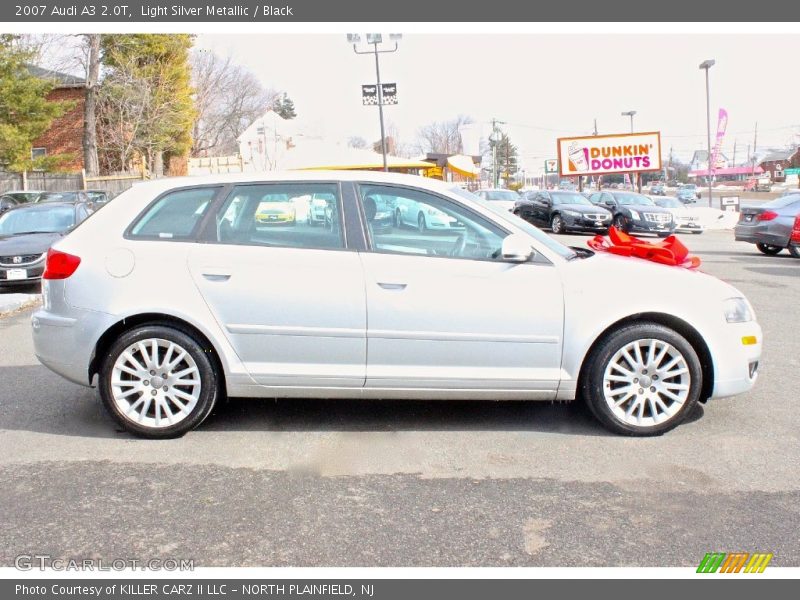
(0, 296, 42, 320)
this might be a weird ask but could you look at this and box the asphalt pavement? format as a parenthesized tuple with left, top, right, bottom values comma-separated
(0, 230, 798, 567)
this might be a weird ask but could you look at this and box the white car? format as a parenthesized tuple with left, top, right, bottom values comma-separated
(653, 197, 705, 234)
(472, 188, 520, 212)
(31, 171, 761, 438)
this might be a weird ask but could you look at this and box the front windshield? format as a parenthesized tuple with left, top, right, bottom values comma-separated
(551, 192, 591, 206)
(484, 190, 519, 202)
(615, 193, 654, 206)
(0, 205, 75, 235)
(450, 187, 577, 260)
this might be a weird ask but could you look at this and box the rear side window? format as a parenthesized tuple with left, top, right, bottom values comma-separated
(131, 187, 219, 240)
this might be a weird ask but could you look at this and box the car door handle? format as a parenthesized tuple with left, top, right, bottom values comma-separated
(377, 282, 407, 290)
(202, 272, 231, 282)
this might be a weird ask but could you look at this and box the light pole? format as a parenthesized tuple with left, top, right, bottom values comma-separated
(490, 120, 505, 188)
(699, 59, 715, 207)
(349, 33, 401, 172)
(621, 110, 637, 190)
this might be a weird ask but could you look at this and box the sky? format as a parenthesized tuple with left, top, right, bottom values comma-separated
(194, 33, 799, 173)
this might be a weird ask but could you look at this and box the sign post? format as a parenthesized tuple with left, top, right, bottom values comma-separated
(720, 195, 740, 213)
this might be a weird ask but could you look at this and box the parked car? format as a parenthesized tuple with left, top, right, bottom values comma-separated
(36, 191, 92, 204)
(473, 188, 520, 212)
(31, 172, 762, 438)
(743, 175, 772, 193)
(308, 192, 334, 226)
(1, 190, 44, 204)
(558, 180, 577, 191)
(589, 191, 676, 237)
(0, 195, 19, 214)
(649, 182, 666, 196)
(677, 184, 701, 202)
(513, 190, 611, 234)
(255, 195, 296, 225)
(653, 197, 705, 234)
(0, 201, 92, 286)
(734, 194, 800, 257)
(85, 190, 112, 206)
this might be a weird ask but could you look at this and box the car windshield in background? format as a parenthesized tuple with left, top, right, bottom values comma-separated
(616, 193, 655, 206)
(484, 190, 519, 201)
(38, 192, 79, 203)
(656, 198, 682, 208)
(450, 187, 577, 260)
(551, 193, 592, 206)
(0, 205, 75, 235)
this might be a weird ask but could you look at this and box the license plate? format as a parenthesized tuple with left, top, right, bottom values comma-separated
(745, 215, 753, 222)
(595, 221, 603, 227)
(6, 269, 27, 280)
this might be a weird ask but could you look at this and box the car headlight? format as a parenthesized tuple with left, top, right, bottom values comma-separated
(723, 297, 754, 323)
(563, 210, 580, 217)
(629, 210, 640, 220)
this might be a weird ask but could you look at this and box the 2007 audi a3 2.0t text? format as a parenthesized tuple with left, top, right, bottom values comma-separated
(31, 172, 762, 438)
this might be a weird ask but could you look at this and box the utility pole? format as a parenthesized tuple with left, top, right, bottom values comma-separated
(593, 119, 598, 136)
(732, 139, 737, 167)
(752, 122, 758, 176)
(490, 118, 506, 188)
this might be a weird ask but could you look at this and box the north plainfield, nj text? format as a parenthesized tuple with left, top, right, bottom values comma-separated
(140, 4, 295, 18)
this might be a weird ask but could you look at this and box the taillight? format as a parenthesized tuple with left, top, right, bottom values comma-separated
(757, 210, 778, 221)
(792, 215, 800, 243)
(42, 248, 81, 280)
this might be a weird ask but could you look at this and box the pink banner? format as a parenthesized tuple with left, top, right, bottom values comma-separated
(709, 108, 728, 174)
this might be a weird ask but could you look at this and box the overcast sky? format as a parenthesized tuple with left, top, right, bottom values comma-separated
(197, 34, 799, 170)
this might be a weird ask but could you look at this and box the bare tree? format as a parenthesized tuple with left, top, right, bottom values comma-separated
(82, 34, 100, 175)
(190, 50, 279, 157)
(415, 115, 474, 155)
(347, 136, 367, 149)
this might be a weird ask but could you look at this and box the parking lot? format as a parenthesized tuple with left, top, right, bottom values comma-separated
(0, 229, 798, 567)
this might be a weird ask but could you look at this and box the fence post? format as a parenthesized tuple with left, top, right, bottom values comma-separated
(21, 170, 27, 191)
(80, 168, 87, 190)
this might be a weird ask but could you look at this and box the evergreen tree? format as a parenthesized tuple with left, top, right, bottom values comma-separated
(0, 35, 72, 172)
(490, 133, 518, 185)
(273, 93, 296, 119)
(99, 34, 195, 175)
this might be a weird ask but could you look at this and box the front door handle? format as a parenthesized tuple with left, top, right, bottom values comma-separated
(202, 272, 231, 282)
(377, 282, 407, 290)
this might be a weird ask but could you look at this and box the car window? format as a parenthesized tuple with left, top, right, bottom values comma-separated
(212, 183, 344, 250)
(615, 193, 654, 206)
(359, 184, 508, 261)
(130, 187, 219, 240)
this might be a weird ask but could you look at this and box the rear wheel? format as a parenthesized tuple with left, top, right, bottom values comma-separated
(788, 245, 800, 258)
(580, 322, 702, 436)
(756, 243, 783, 256)
(99, 325, 219, 439)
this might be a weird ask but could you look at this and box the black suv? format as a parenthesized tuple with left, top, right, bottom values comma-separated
(514, 190, 612, 234)
(589, 191, 675, 237)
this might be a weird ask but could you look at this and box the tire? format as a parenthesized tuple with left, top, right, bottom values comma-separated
(613, 214, 628, 233)
(99, 325, 220, 439)
(788, 245, 800, 259)
(756, 242, 783, 256)
(580, 322, 702, 436)
(418, 212, 427, 233)
(657, 232, 670, 238)
(551, 214, 565, 234)
(691, 230, 704, 235)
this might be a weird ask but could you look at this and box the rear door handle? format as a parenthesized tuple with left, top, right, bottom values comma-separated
(377, 282, 407, 290)
(202, 272, 231, 282)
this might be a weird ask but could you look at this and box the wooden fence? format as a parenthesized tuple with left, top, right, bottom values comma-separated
(0, 170, 149, 198)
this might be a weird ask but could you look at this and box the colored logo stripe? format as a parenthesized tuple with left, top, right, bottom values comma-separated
(697, 552, 773, 573)
(744, 553, 773, 573)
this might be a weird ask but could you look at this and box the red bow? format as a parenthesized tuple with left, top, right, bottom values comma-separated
(588, 227, 701, 269)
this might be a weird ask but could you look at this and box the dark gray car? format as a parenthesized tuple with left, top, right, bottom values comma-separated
(0, 201, 91, 286)
(734, 194, 800, 257)
(589, 191, 676, 237)
(514, 190, 612, 234)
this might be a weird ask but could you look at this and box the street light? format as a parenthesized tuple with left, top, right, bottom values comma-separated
(699, 59, 716, 207)
(621, 110, 637, 190)
(349, 33, 402, 172)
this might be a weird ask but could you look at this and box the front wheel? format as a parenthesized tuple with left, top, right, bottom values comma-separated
(99, 325, 220, 439)
(580, 323, 702, 436)
(756, 243, 783, 256)
(613, 215, 628, 233)
(550, 214, 566, 234)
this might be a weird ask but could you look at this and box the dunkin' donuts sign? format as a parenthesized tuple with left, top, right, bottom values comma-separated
(557, 132, 662, 177)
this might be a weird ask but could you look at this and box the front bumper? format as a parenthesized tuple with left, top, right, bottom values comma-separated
(0, 261, 45, 284)
(709, 321, 763, 399)
(563, 213, 610, 231)
(627, 218, 676, 234)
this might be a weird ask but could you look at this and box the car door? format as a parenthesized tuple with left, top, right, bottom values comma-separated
(187, 181, 367, 388)
(356, 183, 564, 396)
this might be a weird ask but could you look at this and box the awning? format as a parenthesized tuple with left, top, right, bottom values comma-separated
(446, 154, 481, 178)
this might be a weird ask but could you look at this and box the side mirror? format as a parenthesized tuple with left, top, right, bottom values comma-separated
(501, 234, 534, 263)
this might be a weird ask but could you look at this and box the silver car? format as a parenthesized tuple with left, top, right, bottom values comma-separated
(734, 194, 800, 257)
(32, 172, 762, 438)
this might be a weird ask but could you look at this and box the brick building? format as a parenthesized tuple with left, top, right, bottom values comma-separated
(28, 66, 86, 173)
(758, 148, 800, 182)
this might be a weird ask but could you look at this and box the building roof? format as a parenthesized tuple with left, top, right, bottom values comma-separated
(26, 65, 85, 88)
(759, 148, 798, 163)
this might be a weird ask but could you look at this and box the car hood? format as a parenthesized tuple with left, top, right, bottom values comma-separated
(0, 232, 63, 255)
